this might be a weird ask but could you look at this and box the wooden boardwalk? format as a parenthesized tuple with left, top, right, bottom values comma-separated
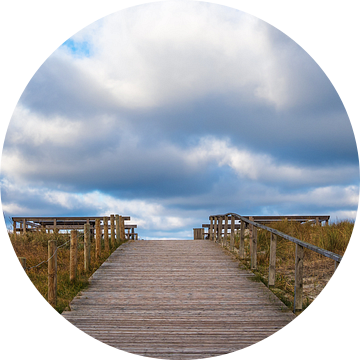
(62, 240, 295, 359)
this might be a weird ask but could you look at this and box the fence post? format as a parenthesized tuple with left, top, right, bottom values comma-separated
(115, 214, 120, 244)
(84, 224, 90, 272)
(230, 215, 235, 251)
(213, 217, 217, 242)
(48, 240, 57, 307)
(19, 257, 26, 270)
(268, 233, 277, 287)
(13, 221, 17, 239)
(294, 244, 304, 313)
(223, 216, 228, 248)
(70, 230, 78, 282)
(120, 216, 125, 242)
(95, 219, 101, 260)
(103, 216, 109, 253)
(23, 218, 26, 235)
(239, 220, 245, 259)
(251, 225, 257, 270)
(217, 216, 222, 243)
(209, 216, 213, 241)
(110, 214, 115, 247)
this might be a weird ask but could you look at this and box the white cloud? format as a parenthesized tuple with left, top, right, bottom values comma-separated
(58, 2, 304, 109)
(185, 136, 358, 186)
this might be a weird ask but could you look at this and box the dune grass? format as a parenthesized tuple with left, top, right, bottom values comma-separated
(232, 219, 353, 311)
(9, 231, 123, 313)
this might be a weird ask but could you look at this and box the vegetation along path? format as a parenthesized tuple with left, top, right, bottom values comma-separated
(62, 240, 295, 359)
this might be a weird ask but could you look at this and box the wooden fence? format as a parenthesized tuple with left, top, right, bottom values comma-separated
(16, 214, 137, 307)
(207, 213, 341, 313)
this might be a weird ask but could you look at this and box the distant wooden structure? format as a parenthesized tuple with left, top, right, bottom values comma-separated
(202, 215, 330, 239)
(12, 216, 138, 240)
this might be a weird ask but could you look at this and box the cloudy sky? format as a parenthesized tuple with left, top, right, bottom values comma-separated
(1, 1, 358, 239)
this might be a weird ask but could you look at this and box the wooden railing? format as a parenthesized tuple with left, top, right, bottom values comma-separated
(208, 213, 342, 313)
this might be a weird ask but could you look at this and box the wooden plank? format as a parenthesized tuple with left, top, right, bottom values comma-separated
(63, 240, 295, 359)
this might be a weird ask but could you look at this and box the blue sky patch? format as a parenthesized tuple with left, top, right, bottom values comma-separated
(62, 39, 91, 58)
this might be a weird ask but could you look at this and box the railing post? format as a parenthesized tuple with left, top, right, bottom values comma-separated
(84, 224, 90, 272)
(95, 219, 101, 260)
(294, 244, 304, 313)
(251, 224, 257, 270)
(230, 215, 235, 251)
(223, 215, 228, 248)
(268, 233, 277, 287)
(213, 216, 217, 242)
(110, 214, 115, 247)
(70, 230, 78, 282)
(218, 216, 222, 243)
(239, 220, 245, 259)
(120, 216, 125, 242)
(23, 218, 26, 235)
(13, 221, 17, 239)
(209, 216, 214, 241)
(103, 216, 109, 252)
(115, 214, 120, 244)
(48, 240, 57, 307)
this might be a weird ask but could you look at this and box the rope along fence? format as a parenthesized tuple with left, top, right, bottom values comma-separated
(17, 217, 126, 308)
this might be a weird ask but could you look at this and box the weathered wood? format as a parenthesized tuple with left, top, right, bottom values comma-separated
(70, 230, 78, 282)
(48, 240, 57, 307)
(193, 228, 204, 240)
(120, 216, 126, 242)
(223, 216, 228, 248)
(213, 217, 217, 242)
(84, 224, 91, 272)
(110, 214, 115, 247)
(230, 215, 235, 251)
(95, 219, 101, 260)
(63, 240, 295, 359)
(209, 216, 214, 241)
(217, 216, 222, 243)
(268, 233, 277, 287)
(294, 244, 304, 312)
(23, 218, 26, 235)
(115, 215, 120, 244)
(251, 224, 257, 270)
(221, 213, 341, 262)
(13, 221, 17, 238)
(53, 219, 58, 234)
(239, 220, 245, 259)
(103, 217, 109, 253)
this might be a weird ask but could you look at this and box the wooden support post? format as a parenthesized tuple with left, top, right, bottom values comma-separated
(103, 217, 109, 253)
(131, 227, 135, 240)
(19, 257, 26, 270)
(251, 225, 257, 270)
(316, 217, 319, 226)
(213, 217, 217, 242)
(223, 216, 228, 248)
(209, 216, 214, 241)
(95, 219, 101, 260)
(115, 215, 120, 244)
(54, 219, 58, 235)
(239, 220, 245, 259)
(120, 216, 125, 242)
(294, 244, 304, 313)
(13, 221, 17, 239)
(110, 214, 115, 247)
(70, 230, 78, 282)
(268, 233, 277, 287)
(84, 224, 90, 272)
(48, 240, 57, 307)
(23, 218, 26, 235)
(218, 216, 222, 243)
(230, 215, 235, 251)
